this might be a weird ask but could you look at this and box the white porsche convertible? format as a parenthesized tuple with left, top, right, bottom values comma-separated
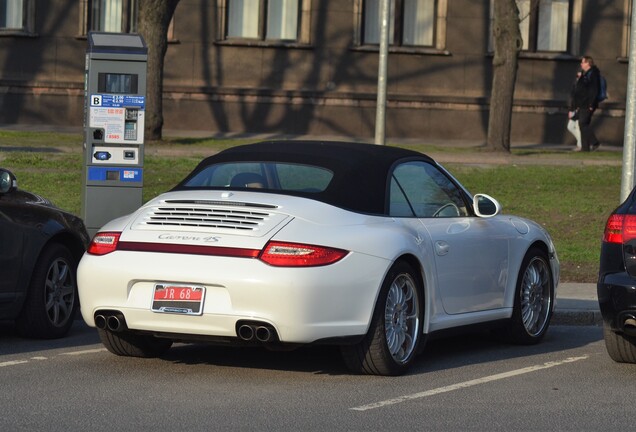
(78, 141, 559, 375)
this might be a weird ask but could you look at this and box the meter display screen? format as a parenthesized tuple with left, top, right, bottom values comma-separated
(98, 73, 138, 94)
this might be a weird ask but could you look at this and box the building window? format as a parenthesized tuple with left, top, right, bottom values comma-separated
(80, 0, 138, 34)
(0, 0, 35, 35)
(490, 0, 581, 55)
(518, 0, 569, 52)
(225, 0, 305, 42)
(79, 0, 176, 40)
(356, 0, 447, 51)
(621, 0, 632, 59)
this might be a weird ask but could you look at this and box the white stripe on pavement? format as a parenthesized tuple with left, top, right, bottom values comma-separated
(0, 347, 106, 368)
(350, 355, 589, 411)
(0, 360, 29, 368)
(61, 348, 107, 356)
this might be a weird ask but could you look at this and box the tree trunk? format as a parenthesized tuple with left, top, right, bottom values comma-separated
(487, 0, 522, 153)
(137, 0, 180, 141)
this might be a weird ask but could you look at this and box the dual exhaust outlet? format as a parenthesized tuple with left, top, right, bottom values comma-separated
(236, 321, 277, 343)
(94, 311, 127, 332)
(94, 312, 278, 343)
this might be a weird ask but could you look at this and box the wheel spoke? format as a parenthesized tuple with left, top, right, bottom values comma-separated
(520, 257, 552, 336)
(384, 273, 420, 364)
(43, 258, 74, 326)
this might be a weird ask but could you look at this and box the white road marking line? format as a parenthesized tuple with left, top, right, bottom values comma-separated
(60, 348, 107, 356)
(0, 347, 106, 368)
(350, 355, 589, 411)
(0, 360, 29, 368)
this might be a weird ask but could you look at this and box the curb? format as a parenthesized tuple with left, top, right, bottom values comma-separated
(552, 310, 603, 326)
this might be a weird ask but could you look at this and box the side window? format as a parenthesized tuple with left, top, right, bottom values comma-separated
(222, 0, 311, 43)
(390, 161, 468, 218)
(390, 176, 415, 217)
(0, 0, 35, 35)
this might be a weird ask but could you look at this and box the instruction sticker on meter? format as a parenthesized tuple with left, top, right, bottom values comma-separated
(89, 94, 145, 144)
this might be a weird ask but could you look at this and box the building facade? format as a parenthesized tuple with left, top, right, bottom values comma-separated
(0, 0, 631, 145)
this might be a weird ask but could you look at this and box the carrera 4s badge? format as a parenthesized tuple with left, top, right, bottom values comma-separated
(158, 234, 221, 243)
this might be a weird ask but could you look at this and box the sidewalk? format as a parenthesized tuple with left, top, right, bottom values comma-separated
(553, 282, 602, 326)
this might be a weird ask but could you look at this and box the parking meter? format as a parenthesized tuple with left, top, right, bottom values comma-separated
(82, 32, 147, 237)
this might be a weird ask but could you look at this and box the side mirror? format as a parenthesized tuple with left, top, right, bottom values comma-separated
(473, 193, 502, 218)
(0, 169, 17, 195)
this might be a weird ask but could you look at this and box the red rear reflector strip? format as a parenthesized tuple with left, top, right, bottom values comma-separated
(117, 241, 260, 258)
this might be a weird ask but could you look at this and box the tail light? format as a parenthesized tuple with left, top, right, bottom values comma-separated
(603, 214, 636, 244)
(87, 232, 121, 255)
(259, 241, 348, 267)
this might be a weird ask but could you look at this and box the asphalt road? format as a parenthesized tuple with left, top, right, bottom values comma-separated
(1, 321, 634, 431)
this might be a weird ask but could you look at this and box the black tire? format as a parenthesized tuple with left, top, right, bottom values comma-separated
(341, 261, 423, 376)
(15, 243, 78, 339)
(98, 329, 173, 358)
(499, 247, 554, 345)
(603, 322, 636, 363)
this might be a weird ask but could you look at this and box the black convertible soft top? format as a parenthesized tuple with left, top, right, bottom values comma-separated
(175, 141, 435, 214)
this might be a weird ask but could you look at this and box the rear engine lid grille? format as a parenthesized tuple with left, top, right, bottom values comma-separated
(132, 200, 288, 235)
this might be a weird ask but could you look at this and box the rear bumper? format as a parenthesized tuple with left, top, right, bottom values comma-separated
(597, 272, 636, 335)
(78, 250, 390, 344)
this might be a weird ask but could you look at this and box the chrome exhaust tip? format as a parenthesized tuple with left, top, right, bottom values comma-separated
(255, 326, 272, 342)
(238, 324, 255, 341)
(94, 314, 107, 330)
(106, 314, 126, 332)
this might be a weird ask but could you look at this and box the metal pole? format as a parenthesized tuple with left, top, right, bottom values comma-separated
(374, 0, 390, 145)
(620, 6, 636, 201)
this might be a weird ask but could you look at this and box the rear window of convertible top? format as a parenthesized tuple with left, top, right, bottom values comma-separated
(182, 162, 334, 193)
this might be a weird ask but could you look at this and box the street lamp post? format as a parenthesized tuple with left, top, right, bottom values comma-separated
(621, 6, 636, 201)
(374, 0, 390, 145)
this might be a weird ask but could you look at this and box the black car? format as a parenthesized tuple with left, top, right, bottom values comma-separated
(599, 189, 636, 362)
(0, 168, 89, 338)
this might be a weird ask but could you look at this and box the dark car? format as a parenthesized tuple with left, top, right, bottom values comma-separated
(599, 189, 636, 362)
(0, 168, 90, 338)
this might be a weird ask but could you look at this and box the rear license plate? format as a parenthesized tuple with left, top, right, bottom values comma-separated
(152, 284, 205, 315)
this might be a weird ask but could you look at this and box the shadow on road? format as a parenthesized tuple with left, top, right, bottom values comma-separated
(156, 325, 604, 377)
(0, 321, 603, 377)
(0, 319, 100, 356)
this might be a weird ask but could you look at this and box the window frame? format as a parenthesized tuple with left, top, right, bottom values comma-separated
(522, 0, 571, 53)
(489, 0, 581, 59)
(78, 0, 176, 40)
(217, 0, 312, 47)
(79, 0, 137, 35)
(353, 0, 449, 55)
(620, 0, 632, 61)
(0, 0, 36, 37)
